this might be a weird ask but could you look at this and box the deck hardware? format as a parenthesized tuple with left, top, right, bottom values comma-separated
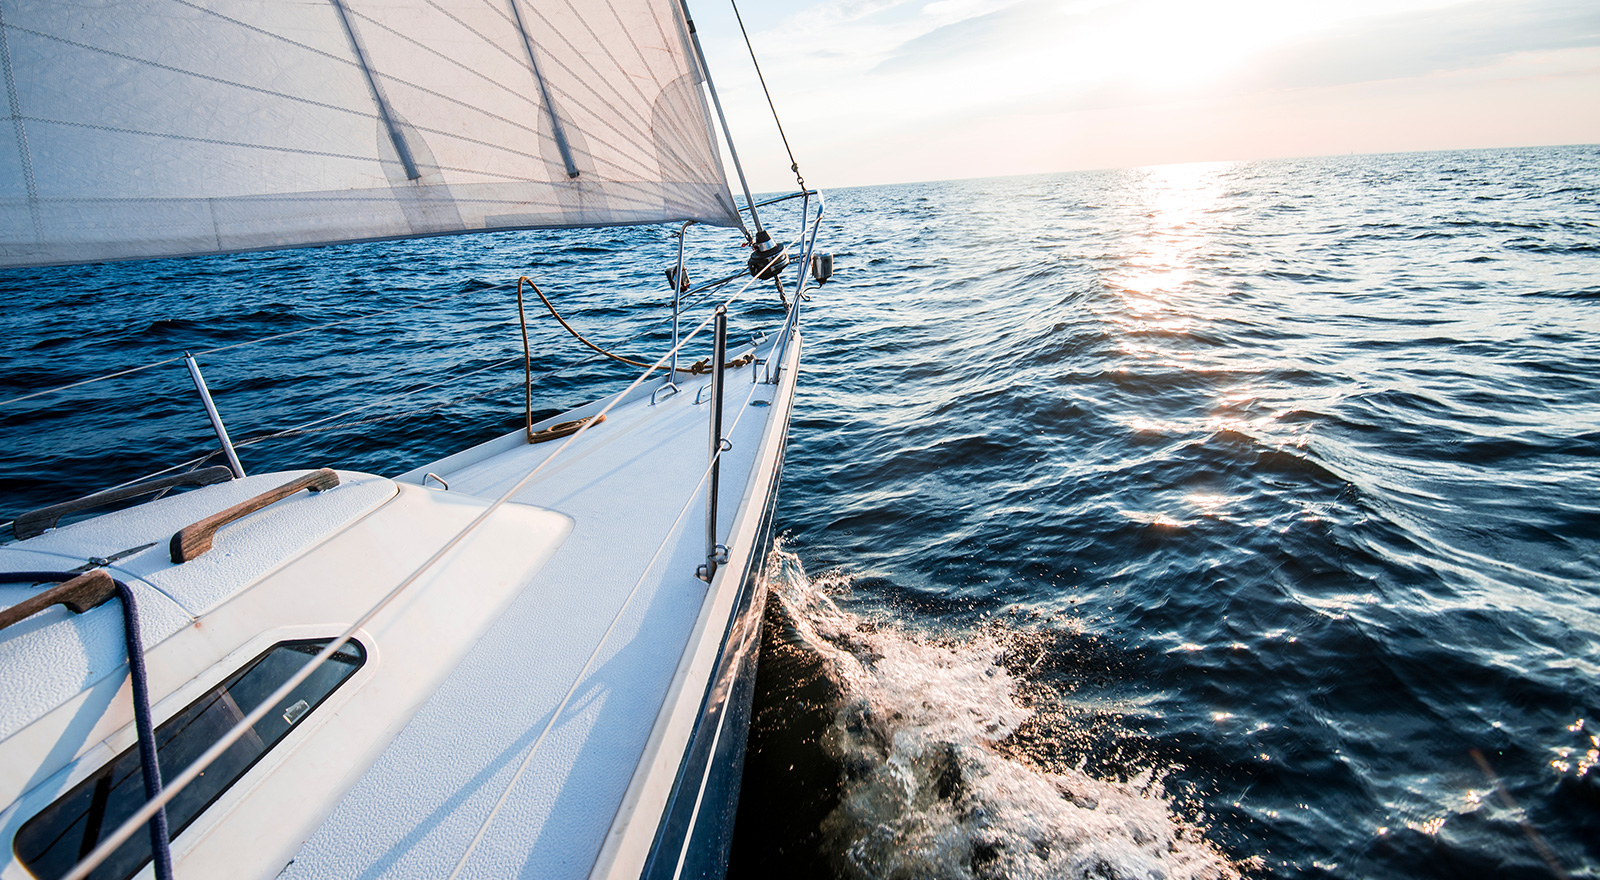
(170, 468, 339, 563)
(283, 699, 311, 725)
(651, 382, 680, 406)
(696, 545, 730, 583)
(695, 382, 715, 405)
(810, 252, 833, 283)
(0, 570, 118, 632)
(747, 229, 789, 280)
(423, 472, 449, 491)
(184, 353, 246, 479)
(669, 221, 694, 376)
(14, 467, 234, 540)
(763, 194, 824, 385)
(70, 542, 159, 573)
(700, 308, 729, 581)
(528, 414, 604, 444)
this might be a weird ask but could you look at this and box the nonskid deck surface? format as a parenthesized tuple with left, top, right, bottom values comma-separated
(0, 470, 397, 744)
(285, 360, 780, 879)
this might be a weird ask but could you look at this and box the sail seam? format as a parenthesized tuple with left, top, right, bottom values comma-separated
(9, 24, 373, 120)
(351, 3, 655, 176)
(450, 0, 663, 164)
(547, 0, 663, 129)
(169, 0, 357, 69)
(675, 0, 760, 237)
(665, 1, 739, 222)
(8, 22, 619, 176)
(487, 0, 664, 119)
(162, 0, 683, 182)
(12, 116, 539, 182)
(0, 13, 40, 241)
(505, 0, 668, 151)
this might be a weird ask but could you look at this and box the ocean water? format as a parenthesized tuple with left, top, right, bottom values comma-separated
(3, 145, 1598, 878)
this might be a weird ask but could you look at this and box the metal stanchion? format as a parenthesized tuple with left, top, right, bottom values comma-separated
(184, 353, 245, 478)
(696, 307, 729, 582)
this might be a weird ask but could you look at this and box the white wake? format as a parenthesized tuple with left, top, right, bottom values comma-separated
(765, 549, 1240, 880)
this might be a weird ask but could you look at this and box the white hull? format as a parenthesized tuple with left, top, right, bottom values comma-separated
(0, 331, 801, 880)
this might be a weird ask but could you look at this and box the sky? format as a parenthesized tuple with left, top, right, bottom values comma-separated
(688, 0, 1600, 190)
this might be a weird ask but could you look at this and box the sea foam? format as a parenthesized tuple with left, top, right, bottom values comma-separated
(765, 549, 1239, 880)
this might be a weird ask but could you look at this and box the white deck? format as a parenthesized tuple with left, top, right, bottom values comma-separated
(284, 354, 785, 880)
(0, 470, 396, 744)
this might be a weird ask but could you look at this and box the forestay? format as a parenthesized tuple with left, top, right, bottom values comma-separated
(0, 0, 741, 268)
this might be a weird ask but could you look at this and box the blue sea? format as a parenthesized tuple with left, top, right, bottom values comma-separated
(2, 144, 1597, 878)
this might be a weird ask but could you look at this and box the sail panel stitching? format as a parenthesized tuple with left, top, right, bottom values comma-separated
(0, 14, 40, 241)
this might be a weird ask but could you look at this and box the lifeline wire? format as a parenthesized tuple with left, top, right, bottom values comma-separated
(1, 227, 810, 535)
(56, 266, 775, 880)
(0, 270, 745, 533)
(0, 291, 460, 409)
(446, 363, 769, 880)
(0, 262, 745, 414)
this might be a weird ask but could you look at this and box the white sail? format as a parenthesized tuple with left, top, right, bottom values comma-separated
(0, 0, 740, 268)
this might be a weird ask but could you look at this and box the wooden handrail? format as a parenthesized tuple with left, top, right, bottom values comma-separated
(0, 571, 118, 632)
(169, 469, 340, 563)
(13, 466, 235, 540)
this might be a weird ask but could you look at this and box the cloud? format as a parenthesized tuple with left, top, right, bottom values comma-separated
(1253, 0, 1600, 91)
(870, 0, 1103, 74)
(703, 0, 1600, 187)
(864, 0, 1600, 87)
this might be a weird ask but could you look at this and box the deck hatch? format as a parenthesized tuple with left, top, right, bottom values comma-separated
(13, 639, 366, 880)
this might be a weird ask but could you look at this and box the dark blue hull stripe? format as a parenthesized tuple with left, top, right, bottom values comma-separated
(640, 404, 791, 880)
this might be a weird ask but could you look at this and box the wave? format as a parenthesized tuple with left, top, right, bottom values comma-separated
(762, 549, 1241, 880)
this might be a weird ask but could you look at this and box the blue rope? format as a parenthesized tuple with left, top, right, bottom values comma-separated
(1, 570, 174, 880)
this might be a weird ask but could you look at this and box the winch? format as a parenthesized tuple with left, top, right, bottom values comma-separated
(747, 229, 790, 280)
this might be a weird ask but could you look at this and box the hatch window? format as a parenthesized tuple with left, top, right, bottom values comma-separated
(13, 639, 365, 880)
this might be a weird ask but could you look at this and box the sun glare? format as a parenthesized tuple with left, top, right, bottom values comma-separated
(1106, 161, 1227, 300)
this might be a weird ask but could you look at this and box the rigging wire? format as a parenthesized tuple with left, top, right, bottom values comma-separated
(40, 200, 824, 880)
(444, 367, 770, 880)
(55, 264, 776, 880)
(0, 274, 753, 538)
(728, 0, 805, 193)
(0, 291, 461, 410)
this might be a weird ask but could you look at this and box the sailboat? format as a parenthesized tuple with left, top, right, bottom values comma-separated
(0, 2, 826, 879)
